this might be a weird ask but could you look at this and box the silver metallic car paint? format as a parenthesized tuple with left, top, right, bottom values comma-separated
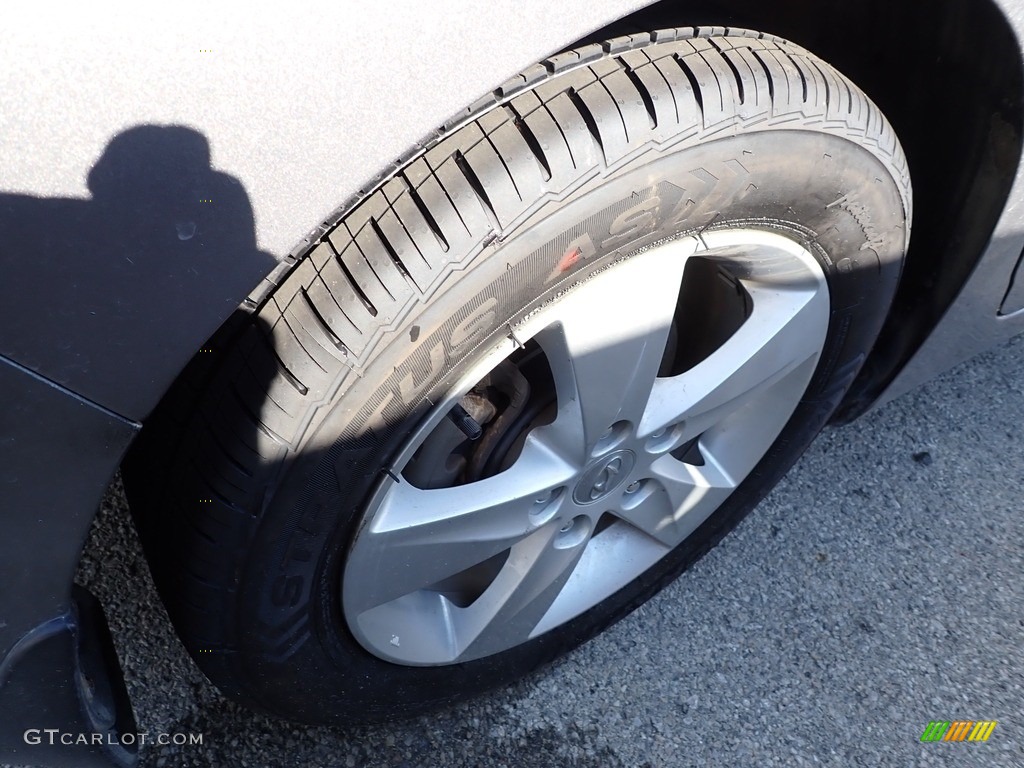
(1, 1, 645, 257)
(0, 0, 1021, 404)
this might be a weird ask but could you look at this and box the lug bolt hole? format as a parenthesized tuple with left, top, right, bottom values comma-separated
(530, 487, 563, 526)
(593, 420, 632, 457)
(621, 479, 652, 510)
(554, 515, 591, 549)
(645, 422, 686, 454)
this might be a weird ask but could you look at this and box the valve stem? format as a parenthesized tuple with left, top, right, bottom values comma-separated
(447, 403, 483, 440)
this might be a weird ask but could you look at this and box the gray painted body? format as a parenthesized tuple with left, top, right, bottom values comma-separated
(2, 2, 644, 260)
(3, 1, 1022, 408)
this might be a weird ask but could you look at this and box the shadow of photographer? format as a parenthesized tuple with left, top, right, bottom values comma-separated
(0, 124, 276, 419)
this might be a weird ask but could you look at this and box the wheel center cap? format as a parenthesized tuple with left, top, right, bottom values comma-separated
(573, 449, 636, 504)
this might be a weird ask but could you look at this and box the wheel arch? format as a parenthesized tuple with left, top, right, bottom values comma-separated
(586, 0, 1024, 418)
(119, 0, 1023, 437)
(167, 0, 1024, 429)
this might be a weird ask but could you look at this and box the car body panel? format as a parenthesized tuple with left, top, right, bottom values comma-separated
(2, 0, 1022, 416)
(0, 357, 138, 767)
(1, 0, 646, 419)
(1, 1, 647, 261)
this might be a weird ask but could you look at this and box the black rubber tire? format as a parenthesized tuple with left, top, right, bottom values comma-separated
(123, 27, 911, 724)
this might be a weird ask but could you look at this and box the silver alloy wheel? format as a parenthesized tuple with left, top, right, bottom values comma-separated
(343, 228, 829, 666)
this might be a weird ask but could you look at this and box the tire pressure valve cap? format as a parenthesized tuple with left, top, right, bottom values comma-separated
(447, 404, 483, 440)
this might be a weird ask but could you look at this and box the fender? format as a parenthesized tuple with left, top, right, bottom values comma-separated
(2, 0, 1023, 418)
(0, 0, 647, 421)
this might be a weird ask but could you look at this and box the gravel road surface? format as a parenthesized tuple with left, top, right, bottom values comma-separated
(16, 334, 1024, 767)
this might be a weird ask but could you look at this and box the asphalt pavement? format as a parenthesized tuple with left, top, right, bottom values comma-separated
(24, 334, 1024, 767)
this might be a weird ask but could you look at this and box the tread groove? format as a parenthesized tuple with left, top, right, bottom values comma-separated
(181, 509, 218, 547)
(386, 208, 433, 270)
(710, 40, 746, 104)
(255, 320, 311, 395)
(453, 150, 502, 231)
(331, 249, 379, 317)
(431, 172, 472, 236)
(646, 54, 680, 123)
(622, 65, 658, 129)
(506, 104, 553, 181)
(201, 416, 256, 479)
(672, 54, 706, 120)
(368, 218, 414, 280)
(357, 243, 398, 303)
(299, 288, 349, 353)
(483, 133, 524, 202)
(841, 72, 855, 115)
(229, 383, 288, 446)
(566, 87, 605, 157)
(784, 51, 809, 102)
(279, 313, 330, 376)
(696, 50, 729, 114)
(182, 560, 221, 589)
(402, 174, 451, 252)
(541, 102, 578, 169)
(193, 454, 249, 498)
(312, 276, 365, 344)
(749, 48, 776, 103)
(807, 58, 834, 110)
(596, 76, 632, 143)
(190, 458, 247, 511)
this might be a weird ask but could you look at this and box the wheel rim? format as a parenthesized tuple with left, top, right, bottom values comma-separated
(342, 228, 830, 666)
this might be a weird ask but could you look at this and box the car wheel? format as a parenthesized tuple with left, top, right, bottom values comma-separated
(124, 27, 910, 723)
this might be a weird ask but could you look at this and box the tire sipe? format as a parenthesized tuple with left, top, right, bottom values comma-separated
(124, 27, 911, 723)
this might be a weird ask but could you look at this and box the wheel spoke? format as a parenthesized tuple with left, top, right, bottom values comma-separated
(640, 275, 827, 441)
(345, 434, 576, 615)
(614, 454, 734, 547)
(533, 240, 693, 461)
(696, 352, 821, 480)
(457, 518, 591, 658)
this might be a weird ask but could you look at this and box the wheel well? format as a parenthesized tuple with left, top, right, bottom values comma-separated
(589, 0, 1024, 418)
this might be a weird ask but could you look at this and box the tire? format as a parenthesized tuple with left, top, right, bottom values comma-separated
(123, 27, 911, 724)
